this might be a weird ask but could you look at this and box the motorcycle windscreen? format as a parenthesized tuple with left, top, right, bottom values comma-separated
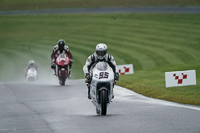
(59, 53, 66, 58)
(95, 62, 108, 71)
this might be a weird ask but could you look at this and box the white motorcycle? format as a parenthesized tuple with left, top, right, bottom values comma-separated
(89, 62, 115, 115)
(26, 68, 38, 81)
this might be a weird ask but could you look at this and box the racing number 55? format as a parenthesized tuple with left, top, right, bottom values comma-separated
(99, 72, 109, 79)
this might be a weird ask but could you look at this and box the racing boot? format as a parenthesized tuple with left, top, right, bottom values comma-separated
(112, 88, 114, 99)
(53, 68, 56, 75)
(68, 69, 71, 79)
(68, 63, 72, 79)
(87, 84, 91, 99)
(51, 62, 56, 75)
(112, 94, 114, 99)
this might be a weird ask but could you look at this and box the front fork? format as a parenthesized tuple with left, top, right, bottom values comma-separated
(98, 88, 109, 103)
(56, 65, 69, 78)
(55, 65, 58, 76)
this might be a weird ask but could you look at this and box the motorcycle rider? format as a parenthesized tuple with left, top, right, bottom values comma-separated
(25, 60, 38, 77)
(83, 43, 119, 99)
(51, 39, 73, 77)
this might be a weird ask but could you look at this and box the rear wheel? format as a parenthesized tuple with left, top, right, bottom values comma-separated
(100, 90, 108, 115)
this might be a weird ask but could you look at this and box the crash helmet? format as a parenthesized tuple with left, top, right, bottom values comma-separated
(57, 39, 65, 50)
(96, 43, 107, 60)
(29, 60, 35, 66)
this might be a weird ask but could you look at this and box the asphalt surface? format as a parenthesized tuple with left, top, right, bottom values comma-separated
(0, 6, 200, 15)
(0, 80, 200, 133)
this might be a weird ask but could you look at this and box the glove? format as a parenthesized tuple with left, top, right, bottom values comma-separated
(69, 59, 73, 63)
(85, 73, 91, 83)
(114, 72, 119, 81)
(51, 62, 55, 69)
(85, 73, 90, 79)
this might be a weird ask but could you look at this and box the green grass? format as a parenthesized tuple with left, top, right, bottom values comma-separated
(0, 14, 200, 106)
(118, 64, 200, 106)
(0, 0, 200, 11)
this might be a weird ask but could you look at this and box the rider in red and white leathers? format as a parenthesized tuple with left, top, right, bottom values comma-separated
(83, 43, 119, 99)
(51, 39, 73, 76)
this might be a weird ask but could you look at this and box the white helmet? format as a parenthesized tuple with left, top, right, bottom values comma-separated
(96, 43, 107, 60)
(29, 60, 35, 65)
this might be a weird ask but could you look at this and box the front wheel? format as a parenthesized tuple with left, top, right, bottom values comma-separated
(100, 90, 108, 115)
(60, 69, 66, 86)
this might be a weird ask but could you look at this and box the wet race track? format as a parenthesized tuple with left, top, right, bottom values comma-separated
(0, 80, 200, 133)
(0, 6, 200, 15)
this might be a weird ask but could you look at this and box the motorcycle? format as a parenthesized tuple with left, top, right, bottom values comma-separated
(55, 53, 70, 86)
(89, 61, 115, 115)
(26, 67, 38, 81)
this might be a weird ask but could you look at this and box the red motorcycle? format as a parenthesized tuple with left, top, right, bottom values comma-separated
(55, 53, 70, 86)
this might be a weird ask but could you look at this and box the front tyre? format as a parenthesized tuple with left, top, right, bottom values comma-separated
(100, 90, 108, 115)
(60, 69, 66, 86)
